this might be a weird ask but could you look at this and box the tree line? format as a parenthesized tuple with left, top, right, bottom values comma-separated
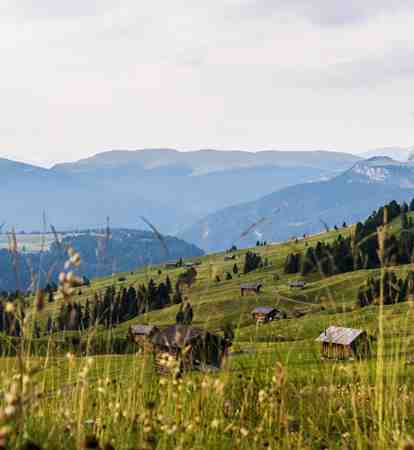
(284, 200, 414, 278)
(0, 270, 197, 337)
(357, 271, 414, 307)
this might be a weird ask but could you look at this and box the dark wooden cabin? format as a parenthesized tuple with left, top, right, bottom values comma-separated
(150, 325, 230, 374)
(251, 307, 283, 323)
(240, 282, 263, 296)
(316, 326, 369, 359)
(128, 325, 159, 348)
(288, 280, 306, 289)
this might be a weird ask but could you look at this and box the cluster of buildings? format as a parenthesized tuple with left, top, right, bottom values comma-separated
(126, 266, 370, 374)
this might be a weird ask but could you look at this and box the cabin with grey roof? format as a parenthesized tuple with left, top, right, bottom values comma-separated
(316, 326, 370, 359)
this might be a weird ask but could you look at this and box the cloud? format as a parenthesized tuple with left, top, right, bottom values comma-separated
(0, 0, 414, 166)
(233, 0, 414, 26)
(0, 0, 114, 20)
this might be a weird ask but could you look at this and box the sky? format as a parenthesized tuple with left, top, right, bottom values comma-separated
(1, 1, 414, 167)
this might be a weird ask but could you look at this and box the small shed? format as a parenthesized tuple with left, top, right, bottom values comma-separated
(316, 326, 369, 359)
(129, 325, 160, 347)
(288, 280, 306, 289)
(150, 325, 230, 374)
(252, 307, 282, 323)
(240, 282, 263, 296)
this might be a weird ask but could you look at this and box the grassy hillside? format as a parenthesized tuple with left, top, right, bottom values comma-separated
(2, 217, 414, 449)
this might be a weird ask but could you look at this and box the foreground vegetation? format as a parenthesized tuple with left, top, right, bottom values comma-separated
(2, 205, 414, 448)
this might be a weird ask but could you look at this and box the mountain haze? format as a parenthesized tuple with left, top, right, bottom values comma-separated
(180, 157, 414, 252)
(0, 149, 360, 233)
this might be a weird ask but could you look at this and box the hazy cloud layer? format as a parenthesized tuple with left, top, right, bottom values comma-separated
(234, 0, 414, 25)
(0, 1, 413, 166)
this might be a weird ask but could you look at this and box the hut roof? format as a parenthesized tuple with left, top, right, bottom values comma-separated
(151, 325, 209, 349)
(289, 280, 306, 285)
(252, 307, 277, 315)
(316, 326, 364, 346)
(240, 282, 262, 289)
(130, 325, 158, 336)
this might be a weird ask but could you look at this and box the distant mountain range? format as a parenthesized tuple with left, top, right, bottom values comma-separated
(180, 157, 414, 252)
(357, 146, 414, 162)
(0, 149, 360, 233)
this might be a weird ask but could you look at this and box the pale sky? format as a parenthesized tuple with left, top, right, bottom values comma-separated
(1, 1, 414, 167)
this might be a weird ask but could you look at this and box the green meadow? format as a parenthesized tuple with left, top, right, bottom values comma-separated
(2, 219, 414, 449)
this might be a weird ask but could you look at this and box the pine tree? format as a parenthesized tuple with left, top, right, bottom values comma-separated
(173, 283, 183, 304)
(166, 276, 173, 294)
(243, 252, 262, 274)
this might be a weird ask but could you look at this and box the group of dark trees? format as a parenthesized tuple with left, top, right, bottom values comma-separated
(0, 273, 190, 337)
(357, 271, 414, 307)
(256, 240, 268, 247)
(46, 275, 179, 333)
(284, 200, 414, 278)
(243, 251, 263, 274)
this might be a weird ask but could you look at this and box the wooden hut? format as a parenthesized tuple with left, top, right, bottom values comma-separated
(150, 325, 230, 374)
(128, 325, 159, 347)
(240, 282, 262, 296)
(316, 326, 369, 359)
(288, 280, 306, 289)
(251, 307, 283, 323)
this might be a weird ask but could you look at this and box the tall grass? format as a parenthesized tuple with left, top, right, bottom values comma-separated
(2, 216, 414, 449)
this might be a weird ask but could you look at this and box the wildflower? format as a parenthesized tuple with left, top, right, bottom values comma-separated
(4, 405, 16, 418)
(258, 390, 267, 403)
(211, 419, 220, 429)
(240, 427, 249, 437)
(5, 303, 15, 314)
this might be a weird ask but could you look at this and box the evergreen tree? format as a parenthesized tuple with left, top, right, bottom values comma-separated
(243, 252, 262, 274)
(173, 283, 183, 304)
(166, 275, 173, 294)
